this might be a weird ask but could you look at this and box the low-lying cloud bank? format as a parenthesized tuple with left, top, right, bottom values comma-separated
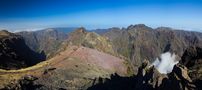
(152, 52, 179, 74)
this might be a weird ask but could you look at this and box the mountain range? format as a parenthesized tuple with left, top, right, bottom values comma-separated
(0, 24, 202, 90)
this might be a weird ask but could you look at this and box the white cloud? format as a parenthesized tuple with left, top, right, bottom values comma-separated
(13, 28, 45, 33)
(152, 52, 179, 74)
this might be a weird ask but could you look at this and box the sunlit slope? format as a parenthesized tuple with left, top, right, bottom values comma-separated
(0, 46, 132, 89)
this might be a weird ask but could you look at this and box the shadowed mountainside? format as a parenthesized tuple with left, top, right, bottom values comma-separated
(16, 27, 77, 58)
(0, 30, 46, 70)
(180, 46, 202, 90)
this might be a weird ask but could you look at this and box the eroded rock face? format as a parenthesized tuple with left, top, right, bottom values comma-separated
(16, 29, 68, 58)
(101, 24, 202, 72)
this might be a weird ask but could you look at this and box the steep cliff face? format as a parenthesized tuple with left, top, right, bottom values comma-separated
(16, 28, 69, 58)
(101, 24, 202, 71)
(102, 28, 131, 58)
(0, 30, 45, 70)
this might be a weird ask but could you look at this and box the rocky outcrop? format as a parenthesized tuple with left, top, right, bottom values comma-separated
(3, 75, 42, 90)
(180, 46, 202, 89)
(88, 60, 196, 90)
(0, 30, 46, 69)
(136, 61, 196, 90)
(168, 64, 196, 90)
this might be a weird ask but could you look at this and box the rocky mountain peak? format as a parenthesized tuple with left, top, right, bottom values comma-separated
(75, 27, 87, 33)
(127, 24, 153, 31)
(0, 30, 10, 34)
(0, 30, 16, 38)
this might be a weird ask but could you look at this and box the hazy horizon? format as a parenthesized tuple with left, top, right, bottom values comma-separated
(2, 24, 202, 33)
(0, 0, 202, 32)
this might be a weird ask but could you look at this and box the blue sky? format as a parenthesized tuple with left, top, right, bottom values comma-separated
(0, 0, 202, 31)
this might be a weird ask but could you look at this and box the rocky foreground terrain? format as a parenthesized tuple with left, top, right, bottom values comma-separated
(0, 24, 202, 90)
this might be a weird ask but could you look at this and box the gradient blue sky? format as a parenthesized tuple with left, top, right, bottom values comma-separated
(0, 0, 202, 31)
